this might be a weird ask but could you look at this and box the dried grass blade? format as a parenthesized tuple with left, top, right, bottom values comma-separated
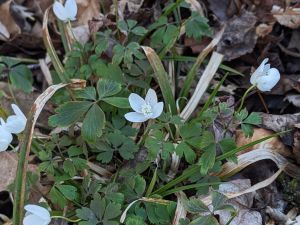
(142, 46, 177, 114)
(216, 148, 300, 179)
(179, 27, 225, 98)
(201, 168, 283, 205)
(42, 7, 66, 82)
(13, 82, 76, 225)
(180, 52, 223, 121)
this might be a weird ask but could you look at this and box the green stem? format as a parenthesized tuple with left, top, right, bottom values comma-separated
(51, 215, 81, 223)
(57, 20, 71, 53)
(237, 85, 256, 112)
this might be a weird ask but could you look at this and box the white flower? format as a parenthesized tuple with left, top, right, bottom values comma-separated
(53, 0, 77, 22)
(125, 89, 164, 122)
(0, 119, 12, 152)
(250, 58, 280, 92)
(23, 205, 51, 225)
(5, 104, 27, 134)
(0, 104, 27, 152)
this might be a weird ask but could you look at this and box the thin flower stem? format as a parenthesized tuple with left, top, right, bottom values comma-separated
(257, 91, 269, 113)
(57, 20, 71, 53)
(51, 215, 81, 223)
(237, 85, 256, 113)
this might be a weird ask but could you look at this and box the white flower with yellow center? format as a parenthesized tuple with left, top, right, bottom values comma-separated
(125, 89, 164, 122)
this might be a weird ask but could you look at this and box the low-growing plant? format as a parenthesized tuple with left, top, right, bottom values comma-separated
(4, 1, 283, 225)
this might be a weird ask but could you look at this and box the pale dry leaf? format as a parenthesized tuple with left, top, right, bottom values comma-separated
(215, 148, 300, 179)
(0, 152, 18, 191)
(119, 0, 144, 14)
(256, 23, 274, 38)
(284, 94, 300, 107)
(236, 128, 292, 157)
(272, 6, 300, 29)
(0, 0, 20, 39)
(172, 192, 187, 225)
(215, 179, 262, 225)
(0, 21, 10, 40)
(76, 0, 100, 25)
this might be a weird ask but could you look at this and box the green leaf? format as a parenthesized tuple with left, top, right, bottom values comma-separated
(97, 79, 122, 99)
(241, 123, 254, 138)
(244, 112, 261, 125)
(56, 184, 78, 201)
(102, 97, 130, 108)
(76, 207, 98, 224)
(63, 159, 76, 177)
(104, 202, 122, 220)
(199, 131, 215, 148)
(82, 104, 105, 142)
(76, 87, 97, 100)
(176, 142, 196, 164)
(90, 194, 106, 220)
(219, 138, 237, 163)
(212, 191, 227, 211)
(142, 46, 176, 114)
(117, 20, 128, 32)
(184, 198, 209, 213)
(132, 26, 148, 36)
(50, 186, 67, 208)
(185, 12, 212, 41)
(49, 101, 93, 127)
(126, 216, 147, 225)
(95, 39, 109, 55)
(9, 64, 33, 93)
(199, 144, 216, 175)
(189, 215, 219, 225)
(235, 109, 248, 122)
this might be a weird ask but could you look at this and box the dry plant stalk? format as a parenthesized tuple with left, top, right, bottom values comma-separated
(180, 51, 223, 120)
(13, 80, 84, 225)
(216, 148, 300, 179)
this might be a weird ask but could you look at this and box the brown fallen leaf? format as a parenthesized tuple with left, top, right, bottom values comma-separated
(76, 0, 100, 26)
(0, 152, 18, 192)
(216, 179, 262, 225)
(0, 0, 20, 39)
(236, 128, 292, 157)
(272, 5, 300, 29)
(217, 10, 257, 61)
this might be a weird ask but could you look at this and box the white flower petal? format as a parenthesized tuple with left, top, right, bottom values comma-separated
(65, 0, 77, 21)
(0, 126, 12, 152)
(128, 93, 146, 113)
(256, 68, 280, 92)
(250, 58, 269, 85)
(23, 214, 50, 225)
(151, 102, 164, 119)
(124, 112, 148, 122)
(145, 88, 158, 108)
(5, 115, 26, 134)
(11, 104, 26, 122)
(24, 205, 51, 221)
(53, 1, 68, 22)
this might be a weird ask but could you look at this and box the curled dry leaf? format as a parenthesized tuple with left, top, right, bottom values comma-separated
(272, 5, 300, 29)
(216, 148, 300, 179)
(236, 128, 292, 157)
